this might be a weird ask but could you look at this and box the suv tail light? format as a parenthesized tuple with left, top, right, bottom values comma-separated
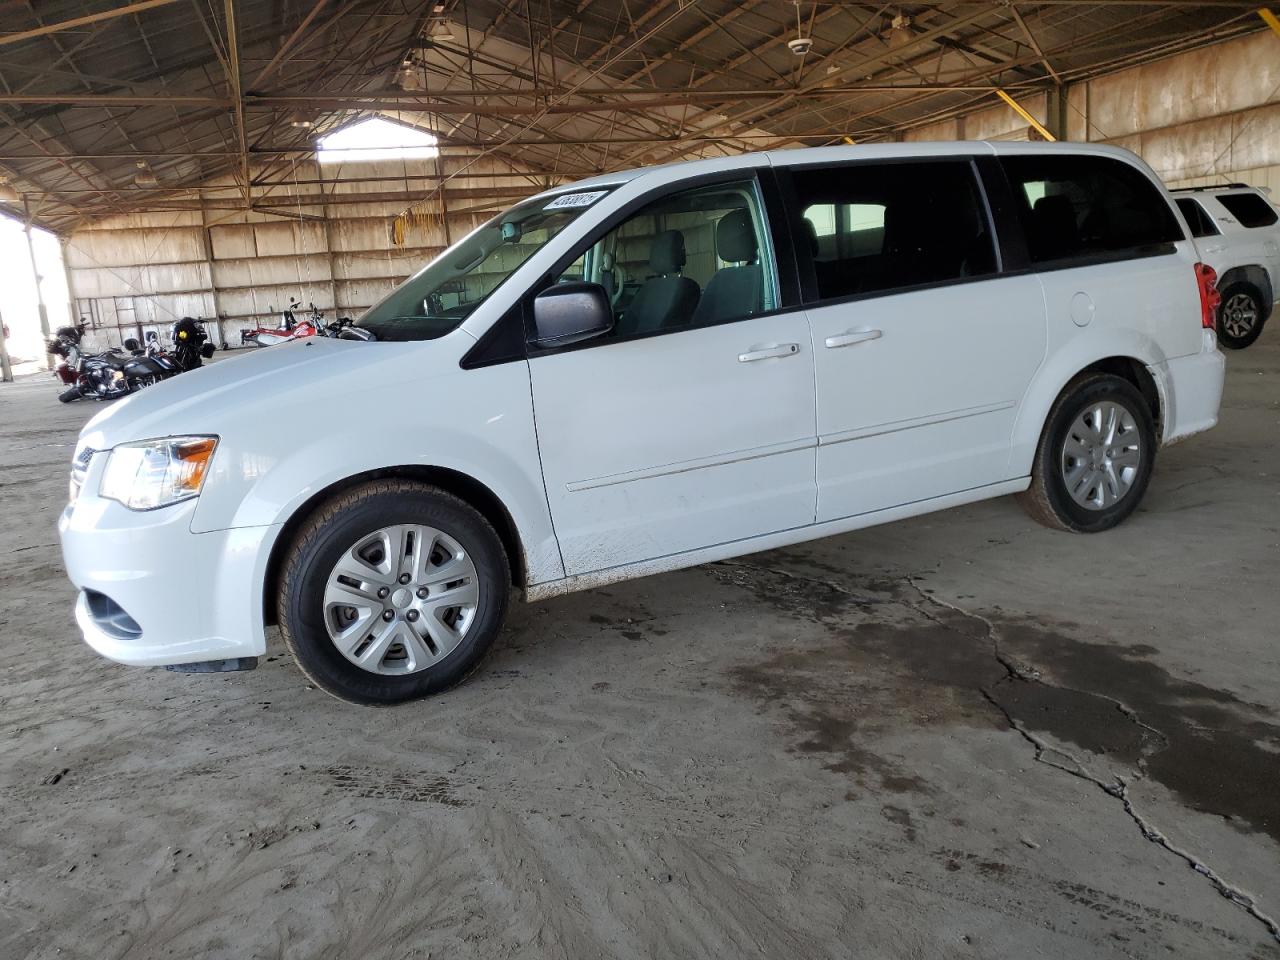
(1195, 262, 1221, 330)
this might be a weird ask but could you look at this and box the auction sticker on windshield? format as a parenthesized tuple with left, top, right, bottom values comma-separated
(544, 191, 608, 210)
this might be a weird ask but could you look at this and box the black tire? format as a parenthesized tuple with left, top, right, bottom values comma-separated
(278, 480, 510, 705)
(57, 386, 81, 403)
(1215, 281, 1266, 350)
(1016, 373, 1156, 534)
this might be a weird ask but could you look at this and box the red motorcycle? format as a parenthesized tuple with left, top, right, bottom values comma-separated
(240, 300, 352, 347)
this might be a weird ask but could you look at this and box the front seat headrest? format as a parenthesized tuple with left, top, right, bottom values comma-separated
(649, 230, 687, 275)
(716, 209, 757, 263)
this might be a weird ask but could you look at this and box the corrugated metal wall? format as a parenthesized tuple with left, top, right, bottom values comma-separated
(908, 29, 1280, 192)
(64, 155, 556, 351)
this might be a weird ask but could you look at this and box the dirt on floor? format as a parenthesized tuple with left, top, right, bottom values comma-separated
(2, 341, 1279, 960)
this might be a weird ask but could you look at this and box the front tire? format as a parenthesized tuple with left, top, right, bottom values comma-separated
(278, 480, 510, 705)
(58, 386, 80, 403)
(1016, 373, 1156, 533)
(1216, 281, 1266, 350)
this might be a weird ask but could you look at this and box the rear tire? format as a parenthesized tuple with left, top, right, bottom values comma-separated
(278, 480, 510, 705)
(1016, 373, 1155, 533)
(1216, 281, 1266, 350)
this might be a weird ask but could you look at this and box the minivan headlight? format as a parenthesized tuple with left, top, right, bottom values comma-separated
(100, 436, 218, 510)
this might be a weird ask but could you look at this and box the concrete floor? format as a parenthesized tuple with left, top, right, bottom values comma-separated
(2, 339, 1278, 960)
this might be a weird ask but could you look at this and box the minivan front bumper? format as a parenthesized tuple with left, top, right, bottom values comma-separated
(58, 464, 275, 667)
(1151, 330, 1226, 446)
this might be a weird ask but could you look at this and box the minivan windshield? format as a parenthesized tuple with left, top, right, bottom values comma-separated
(356, 187, 615, 341)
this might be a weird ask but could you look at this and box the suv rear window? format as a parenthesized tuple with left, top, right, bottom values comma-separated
(1001, 154, 1183, 265)
(1175, 197, 1219, 239)
(1216, 192, 1279, 228)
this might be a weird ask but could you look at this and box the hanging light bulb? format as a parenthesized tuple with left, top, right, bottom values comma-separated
(0, 177, 18, 203)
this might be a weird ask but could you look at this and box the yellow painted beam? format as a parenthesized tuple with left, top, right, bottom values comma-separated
(1259, 8, 1280, 36)
(996, 89, 1056, 142)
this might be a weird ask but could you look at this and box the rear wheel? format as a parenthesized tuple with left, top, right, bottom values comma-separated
(1016, 373, 1155, 533)
(1216, 281, 1266, 350)
(278, 480, 510, 705)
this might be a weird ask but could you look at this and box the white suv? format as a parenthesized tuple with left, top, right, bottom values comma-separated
(59, 142, 1225, 705)
(1173, 184, 1280, 349)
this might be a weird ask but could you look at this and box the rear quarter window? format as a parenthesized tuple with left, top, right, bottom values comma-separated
(1216, 192, 1280, 229)
(1174, 197, 1219, 239)
(1001, 154, 1183, 266)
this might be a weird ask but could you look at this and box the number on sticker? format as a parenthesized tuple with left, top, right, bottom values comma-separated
(544, 191, 607, 210)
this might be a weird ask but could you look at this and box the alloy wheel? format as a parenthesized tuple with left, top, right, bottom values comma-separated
(1221, 292, 1258, 340)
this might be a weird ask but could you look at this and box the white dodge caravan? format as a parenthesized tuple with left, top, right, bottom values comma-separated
(59, 142, 1225, 704)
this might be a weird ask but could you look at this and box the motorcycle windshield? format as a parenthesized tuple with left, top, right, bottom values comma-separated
(355, 187, 614, 342)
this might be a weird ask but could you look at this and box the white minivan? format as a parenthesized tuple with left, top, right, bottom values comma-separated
(59, 142, 1225, 705)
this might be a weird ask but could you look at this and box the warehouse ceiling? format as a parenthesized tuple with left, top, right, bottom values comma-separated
(0, 0, 1267, 232)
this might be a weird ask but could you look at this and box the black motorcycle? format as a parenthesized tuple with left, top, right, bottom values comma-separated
(50, 317, 214, 403)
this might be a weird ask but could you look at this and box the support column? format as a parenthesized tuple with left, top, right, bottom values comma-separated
(0, 305, 13, 382)
(23, 198, 51, 368)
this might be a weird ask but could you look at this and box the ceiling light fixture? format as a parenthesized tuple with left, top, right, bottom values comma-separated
(134, 160, 158, 188)
(786, 2, 812, 55)
(888, 13, 913, 50)
(0, 176, 18, 203)
(428, 19, 456, 42)
(397, 57, 425, 91)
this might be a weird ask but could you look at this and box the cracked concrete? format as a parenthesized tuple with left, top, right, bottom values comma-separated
(2, 338, 1280, 959)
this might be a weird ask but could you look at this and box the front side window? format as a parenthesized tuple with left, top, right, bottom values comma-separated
(1175, 197, 1220, 238)
(548, 178, 778, 341)
(1001, 155, 1183, 265)
(1216, 192, 1279, 229)
(358, 187, 613, 341)
(789, 160, 997, 302)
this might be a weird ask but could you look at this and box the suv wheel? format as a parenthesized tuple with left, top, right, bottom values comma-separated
(1016, 373, 1156, 533)
(1216, 281, 1266, 350)
(278, 480, 510, 705)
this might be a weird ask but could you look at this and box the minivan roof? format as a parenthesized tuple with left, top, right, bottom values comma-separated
(540, 139, 1156, 199)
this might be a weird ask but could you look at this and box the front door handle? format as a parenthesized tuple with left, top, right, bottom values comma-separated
(739, 343, 800, 363)
(825, 329, 883, 349)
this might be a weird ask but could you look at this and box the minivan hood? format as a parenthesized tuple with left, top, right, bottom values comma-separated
(80, 337, 402, 450)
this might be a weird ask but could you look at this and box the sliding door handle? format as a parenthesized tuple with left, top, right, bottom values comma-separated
(739, 343, 800, 363)
(825, 329, 883, 349)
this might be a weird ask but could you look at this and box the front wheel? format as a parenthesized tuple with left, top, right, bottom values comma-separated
(1216, 282, 1266, 350)
(1016, 373, 1156, 533)
(57, 386, 80, 403)
(278, 480, 510, 705)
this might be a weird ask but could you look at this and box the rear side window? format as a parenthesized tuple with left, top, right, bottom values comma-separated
(1001, 155, 1183, 265)
(1216, 192, 1279, 228)
(1175, 198, 1219, 238)
(788, 160, 997, 302)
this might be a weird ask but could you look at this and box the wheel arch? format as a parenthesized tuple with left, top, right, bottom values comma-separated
(262, 465, 528, 628)
(1012, 346, 1164, 478)
(1216, 265, 1273, 323)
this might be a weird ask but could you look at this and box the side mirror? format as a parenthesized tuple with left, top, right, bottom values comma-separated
(530, 282, 614, 348)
